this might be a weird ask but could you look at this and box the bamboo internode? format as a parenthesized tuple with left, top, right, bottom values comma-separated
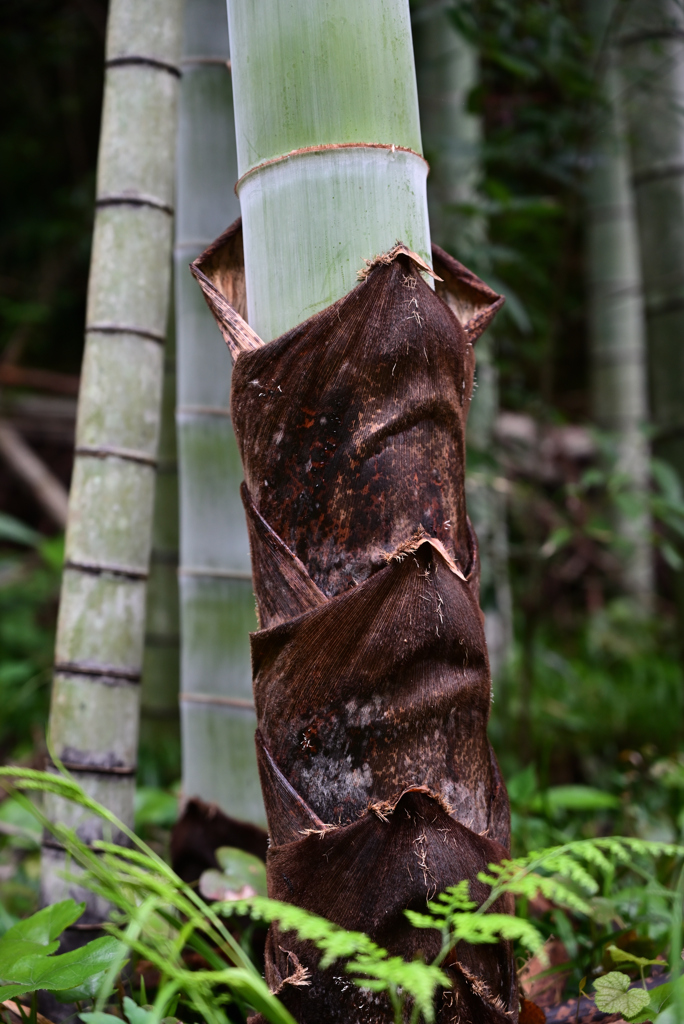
(42, 0, 183, 918)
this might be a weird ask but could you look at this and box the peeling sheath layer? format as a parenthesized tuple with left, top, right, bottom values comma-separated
(192, 221, 516, 1024)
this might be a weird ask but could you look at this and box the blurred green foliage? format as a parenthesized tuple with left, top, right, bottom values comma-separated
(443, 0, 595, 419)
(0, 524, 63, 767)
(432, 0, 684, 846)
(0, 519, 63, 930)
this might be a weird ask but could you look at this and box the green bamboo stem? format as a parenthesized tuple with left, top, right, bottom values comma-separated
(176, 0, 264, 823)
(42, 0, 182, 912)
(139, 293, 181, 786)
(227, 0, 432, 341)
(413, 0, 512, 673)
(586, 0, 652, 604)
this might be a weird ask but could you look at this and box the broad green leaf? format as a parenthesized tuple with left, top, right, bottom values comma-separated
(627, 979, 681, 1023)
(31, 936, 124, 991)
(123, 995, 155, 1024)
(0, 940, 60, 979)
(54, 964, 117, 1003)
(80, 1013, 123, 1024)
(81, 999, 159, 1024)
(1, 900, 84, 945)
(0, 982, 49, 1000)
(594, 972, 651, 1017)
(200, 847, 267, 901)
(608, 944, 666, 969)
(653, 1010, 677, 1024)
(0, 936, 123, 995)
(531, 786, 619, 814)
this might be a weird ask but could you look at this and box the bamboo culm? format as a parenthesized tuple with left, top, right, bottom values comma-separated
(227, 0, 431, 342)
(621, 0, 684, 604)
(413, 0, 513, 674)
(175, 0, 264, 824)
(42, 0, 182, 920)
(193, 2, 515, 1018)
(586, 0, 653, 605)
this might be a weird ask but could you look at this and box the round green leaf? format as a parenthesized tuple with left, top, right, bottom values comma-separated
(594, 972, 651, 1018)
(200, 846, 267, 901)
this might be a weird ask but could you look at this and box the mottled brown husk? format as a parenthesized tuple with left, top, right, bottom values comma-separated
(191, 221, 514, 1023)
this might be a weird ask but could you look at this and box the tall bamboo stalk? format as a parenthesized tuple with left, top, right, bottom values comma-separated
(193, 2, 514, 1017)
(620, 0, 684, 601)
(139, 295, 180, 786)
(175, 0, 264, 823)
(586, 0, 652, 604)
(42, 0, 182, 912)
(227, 0, 431, 342)
(413, 0, 512, 673)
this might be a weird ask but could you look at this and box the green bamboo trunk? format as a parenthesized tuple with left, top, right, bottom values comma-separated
(586, 0, 652, 604)
(227, 0, 431, 342)
(413, 0, 512, 673)
(139, 294, 180, 786)
(42, 0, 182, 911)
(176, 0, 264, 823)
(620, 0, 684, 595)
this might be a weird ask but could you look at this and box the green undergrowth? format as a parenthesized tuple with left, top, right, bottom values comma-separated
(0, 769, 682, 1024)
(0, 516, 63, 767)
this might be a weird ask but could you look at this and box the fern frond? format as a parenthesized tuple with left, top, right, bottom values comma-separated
(350, 956, 448, 1024)
(450, 913, 543, 952)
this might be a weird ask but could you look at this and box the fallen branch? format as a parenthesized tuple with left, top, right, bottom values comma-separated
(0, 365, 80, 396)
(0, 419, 68, 528)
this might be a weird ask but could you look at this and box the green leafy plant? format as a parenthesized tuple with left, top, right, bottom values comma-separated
(0, 899, 122, 1003)
(199, 848, 267, 902)
(80, 993, 182, 1024)
(593, 971, 651, 1019)
(593, 952, 684, 1024)
(1, 767, 683, 1024)
(0, 522, 63, 770)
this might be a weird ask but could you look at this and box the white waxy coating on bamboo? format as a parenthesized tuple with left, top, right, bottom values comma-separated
(239, 147, 430, 342)
(176, 0, 264, 824)
(43, 0, 182, 890)
(227, 0, 433, 341)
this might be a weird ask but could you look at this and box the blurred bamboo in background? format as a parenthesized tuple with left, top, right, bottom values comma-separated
(175, 0, 263, 824)
(585, 0, 652, 606)
(140, 292, 180, 786)
(413, 0, 513, 674)
(42, 0, 182, 912)
(621, 0, 684, 617)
